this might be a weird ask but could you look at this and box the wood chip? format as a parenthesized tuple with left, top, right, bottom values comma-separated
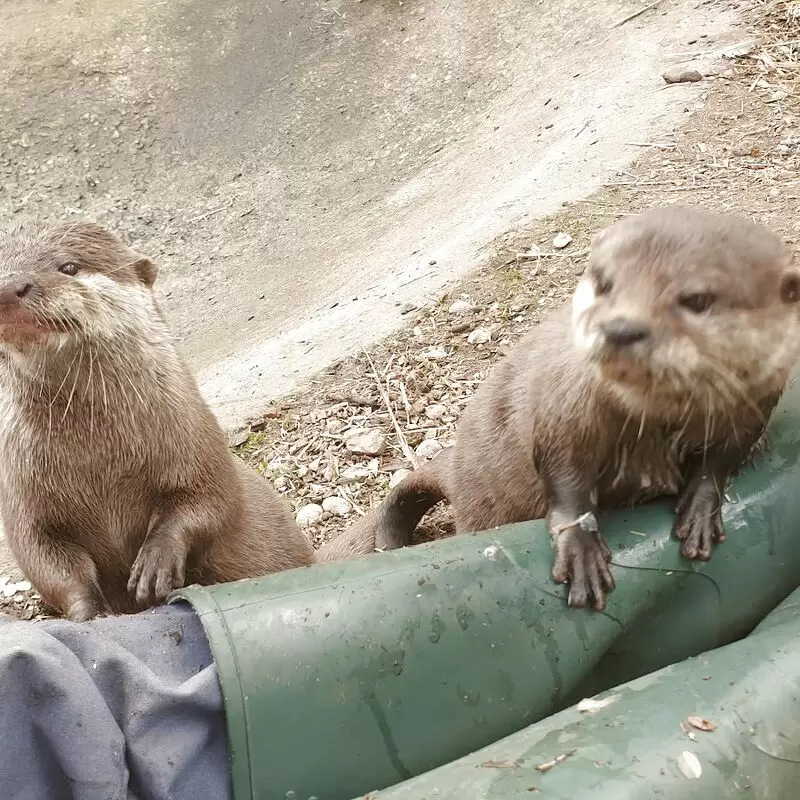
(535, 749, 577, 773)
(479, 759, 522, 769)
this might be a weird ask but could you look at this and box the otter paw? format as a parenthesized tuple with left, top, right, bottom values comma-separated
(673, 494, 726, 560)
(128, 539, 187, 606)
(65, 597, 102, 623)
(550, 526, 615, 612)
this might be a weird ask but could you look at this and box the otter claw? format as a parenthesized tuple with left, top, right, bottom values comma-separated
(128, 539, 187, 606)
(550, 525, 615, 611)
(673, 495, 726, 561)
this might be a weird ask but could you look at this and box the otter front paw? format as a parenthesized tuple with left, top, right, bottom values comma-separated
(673, 490, 725, 560)
(550, 516, 615, 611)
(128, 538, 187, 607)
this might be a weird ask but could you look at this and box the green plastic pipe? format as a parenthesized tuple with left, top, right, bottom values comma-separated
(366, 587, 800, 799)
(174, 377, 800, 800)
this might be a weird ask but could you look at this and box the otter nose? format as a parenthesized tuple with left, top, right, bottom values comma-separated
(600, 317, 651, 347)
(0, 279, 32, 306)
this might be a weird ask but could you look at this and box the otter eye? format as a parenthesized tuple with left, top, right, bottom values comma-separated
(593, 273, 613, 296)
(781, 273, 800, 304)
(58, 262, 79, 277)
(679, 292, 716, 314)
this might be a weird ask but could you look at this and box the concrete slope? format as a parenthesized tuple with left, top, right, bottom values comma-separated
(0, 0, 742, 428)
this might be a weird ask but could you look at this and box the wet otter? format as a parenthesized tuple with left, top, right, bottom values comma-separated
(0, 220, 315, 621)
(329, 207, 800, 610)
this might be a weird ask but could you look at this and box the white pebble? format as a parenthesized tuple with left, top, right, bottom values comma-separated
(425, 404, 447, 420)
(467, 327, 491, 345)
(338, 465, 372, 484)
(1, 580, 33, 598)
(343, 428, 386, 456)
(390, 469, 412, 488)
(421, 346, 449, 360)
(482, 545, 501, 560)
(552, 232, 572, 249)
(416, 439, 444, 460)
(577, 695, 618, 714)
(322, 496, 350, 517)
(677, 751, 702, 780)
(296, 503, 324, 527)
(448, 299, 472, 315)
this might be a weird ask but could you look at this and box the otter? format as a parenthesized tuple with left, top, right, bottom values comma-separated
(326, 207, 800, 610)
(0, 220, 316, 622)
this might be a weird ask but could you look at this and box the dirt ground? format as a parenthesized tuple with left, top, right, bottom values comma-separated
(2, 0, 800, 618)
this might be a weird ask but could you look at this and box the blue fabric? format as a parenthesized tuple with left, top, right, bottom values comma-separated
(0, 602, 229, 800)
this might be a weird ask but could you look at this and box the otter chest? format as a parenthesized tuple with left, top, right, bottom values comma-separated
(596, 424, 692, 508)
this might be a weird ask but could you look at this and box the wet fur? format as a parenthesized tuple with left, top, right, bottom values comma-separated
(0, 221, 315, 620)
(324, 207, 800, 608)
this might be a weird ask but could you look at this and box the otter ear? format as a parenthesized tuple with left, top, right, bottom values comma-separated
(132, 257, 158, 287)
(780, 270, 800, 304)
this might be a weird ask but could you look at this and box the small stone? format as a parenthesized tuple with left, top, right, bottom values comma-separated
(1, 580, 32, 597)
(552, 232, 572, 249)
(421, 346, 449, 360)
(663, 68, 703, 84)
(425, 404, 447, 420)
(483, 545, 501, 560)
(228, 429, 250, 448)
(448, 299, 473, 315)
(326, 418, 346, 435)
(390, 468, 412, 488)
(322, 496, 350, 517)
(343, 428, 386, 456)
(416, 439, 444, 460)
(468, 327, 492, 345)
(338, 465, 372, 484)
(296, 503, 324, 527)
(676, 751, 702, 780)
(577, 695, 619, 714)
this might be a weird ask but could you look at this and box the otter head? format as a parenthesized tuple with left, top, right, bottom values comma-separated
(0, 221, 159, 360)
(571, 206, 800, 417)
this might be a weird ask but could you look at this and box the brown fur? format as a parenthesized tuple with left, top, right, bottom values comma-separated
(0, 221, 315, 621)
(330, 207, 800, 610)
(315, 447, 453, 562)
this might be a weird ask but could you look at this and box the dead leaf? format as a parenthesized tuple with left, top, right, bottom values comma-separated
(686, 715, 717, 732)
